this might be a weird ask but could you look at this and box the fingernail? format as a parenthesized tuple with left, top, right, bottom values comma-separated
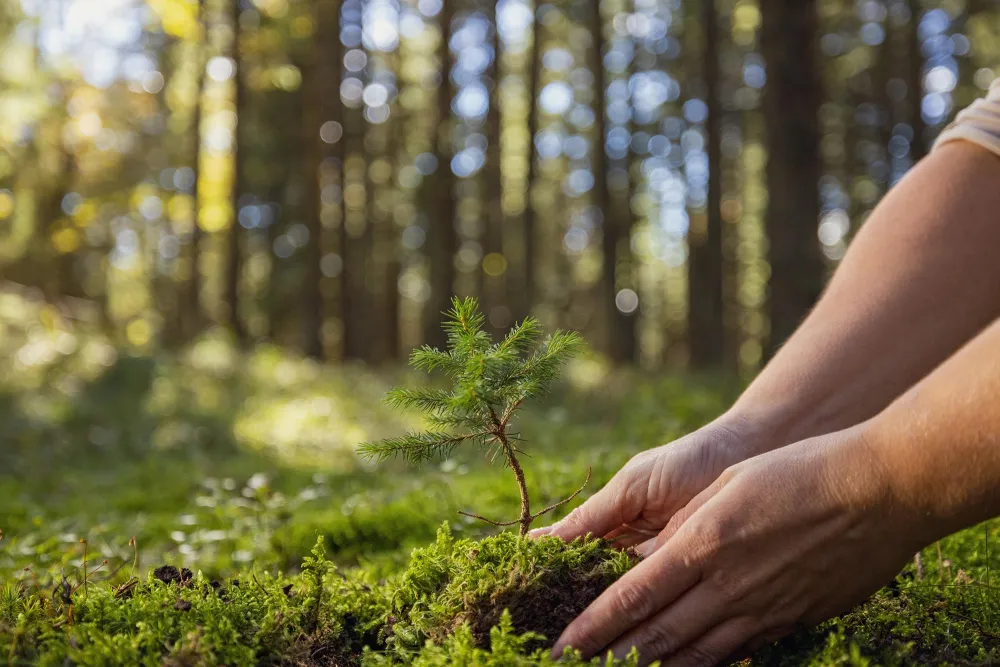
(634, 539, 658, 559)
(528, 526, 554, 539)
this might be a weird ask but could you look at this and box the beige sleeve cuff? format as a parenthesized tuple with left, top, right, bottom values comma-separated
(933, 77, 1000, 158)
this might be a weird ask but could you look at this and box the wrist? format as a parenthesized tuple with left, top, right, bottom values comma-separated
(707, 410, 778, 461)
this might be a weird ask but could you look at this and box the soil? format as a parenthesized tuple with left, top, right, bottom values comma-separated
(153, 565, 194, 586)
(451, 546, 632, 650)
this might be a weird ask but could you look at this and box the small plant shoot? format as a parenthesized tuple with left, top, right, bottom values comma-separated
(359, 297, 590, 537)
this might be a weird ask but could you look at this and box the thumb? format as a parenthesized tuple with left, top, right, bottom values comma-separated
(533, 466, 645, 542)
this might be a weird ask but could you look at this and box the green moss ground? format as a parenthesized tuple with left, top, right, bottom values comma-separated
(0, 294, 998, 664)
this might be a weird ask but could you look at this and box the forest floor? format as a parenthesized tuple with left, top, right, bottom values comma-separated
(1, 292, 999, 665)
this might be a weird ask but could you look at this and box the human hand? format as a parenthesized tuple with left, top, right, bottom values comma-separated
(529, 415, 764, 546)
(551, 429, 921, 666)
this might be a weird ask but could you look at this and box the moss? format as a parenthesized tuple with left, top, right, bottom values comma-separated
(1, 321, 998, 665)
(384, 526, 634, 652)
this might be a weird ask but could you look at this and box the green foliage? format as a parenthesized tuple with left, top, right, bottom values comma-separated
(359, 297, 583, 466)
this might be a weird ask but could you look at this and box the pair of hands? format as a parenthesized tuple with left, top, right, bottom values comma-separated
(530, 418, 920, 666)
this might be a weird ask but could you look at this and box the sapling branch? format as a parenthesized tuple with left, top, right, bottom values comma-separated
(359, 297, 588, 537)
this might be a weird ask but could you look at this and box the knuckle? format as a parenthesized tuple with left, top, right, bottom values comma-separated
(611, 581, 656, 621)
(566, 623, 604, 655)
(688, 515, 725, 556)
(677, 643, 721, 667)
(707, 568, 740, 601)
(561, 505, 589, 530)
(642, 621, 680, 658)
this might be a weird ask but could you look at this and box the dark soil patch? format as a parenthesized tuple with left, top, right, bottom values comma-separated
(153, 565, 193, 586)
(452, 546, 631, 650)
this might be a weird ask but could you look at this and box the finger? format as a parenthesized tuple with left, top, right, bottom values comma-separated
(635, 474, 728, 558)
(538, 467, 647, 542)
(606, 530, 656, 551)
(606, 583, 727, 661)
(657, 617, 758, 667)
(551, 538, 703, 658)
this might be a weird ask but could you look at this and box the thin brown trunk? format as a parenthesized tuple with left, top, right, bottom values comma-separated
(500, 432, 531, 537)
(185, 0, 207, 340)
(907, 0, 926, 162)
(45, 140, 74, 301)
(593, 0, 632, 363)
(341, 119, 367, 360)
(688, 0, 725, 368)
(225, 0, 247, 343)
(423, 2, 458, 348)
(483, 1, 505, 334)
(517, 2, 542, 323)
(380, 9, 403, 362)
(760, 0, 824, 357)
(300, 4, 328, 359)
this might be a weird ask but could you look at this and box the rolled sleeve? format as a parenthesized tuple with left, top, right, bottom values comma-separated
(933, 78, 1000, 159)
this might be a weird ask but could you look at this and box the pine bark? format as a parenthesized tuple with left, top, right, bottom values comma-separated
(185, 0, 208, 340)
(300, 2, 331, 359)
(688, 0, 725, 368)
(907, 0, 926, 161)
(593, 0, 633, 363)
(760, 0, 824, 357)
(483, 1, 505, 334)
(225, 0, 247, 343)
(423, 2, 458, 349)
(517, 2, 542, 323)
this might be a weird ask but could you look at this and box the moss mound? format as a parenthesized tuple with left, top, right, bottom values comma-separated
(388, 528, 634, 651)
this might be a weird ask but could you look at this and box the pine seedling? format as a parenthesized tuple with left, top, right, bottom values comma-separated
(359, 297, 590, 537)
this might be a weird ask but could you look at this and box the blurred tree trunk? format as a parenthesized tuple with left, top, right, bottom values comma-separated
(688, 0, 725, 369)
(618, 6, 639, 364)
(378, 7, 404, 362)
(45, 135, 75, 301)
(483, 1, 505, 335)
(907, 0, 926, 161)
(225, 0, 247, 344)
(592, 0, 632, 363)
(760, 0, 824, 358)
(515, 2, 542, 323)
(299, 2, 333, 360)
(184, 0, 208, 341)
(423, 1, 457, 348)
(340, 0, 368, 360)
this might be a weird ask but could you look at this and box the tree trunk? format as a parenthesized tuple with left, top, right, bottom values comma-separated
(483, 0, 506, 335)
(185, 0, 208, 341)
(423, 2, 458, 348)
(516, 1, 542, 323)
(300, 4, 327, 359)
(760, 0, 824, 357)
(225, 0, 247, 343)
(593, 0, 633, 363)
(688, 0, 725, 369)
(907, 0, 926, 162)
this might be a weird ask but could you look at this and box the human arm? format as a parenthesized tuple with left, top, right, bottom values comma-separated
(732, 139, 1000, 449)
(551, 313, 1000, 666)
(535, 139, 1000, 545)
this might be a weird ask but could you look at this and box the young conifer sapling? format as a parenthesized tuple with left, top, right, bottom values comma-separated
(359, 298, 591, 537)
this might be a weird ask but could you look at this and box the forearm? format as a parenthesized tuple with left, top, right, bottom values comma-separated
(864, 315, 1000, 541)
(727, 141, 1000, 453)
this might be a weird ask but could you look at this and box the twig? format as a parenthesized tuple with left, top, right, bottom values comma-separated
(531, 467, 592, 521)
(457, 510, 521, 527)
(80, 540, 88, 599)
